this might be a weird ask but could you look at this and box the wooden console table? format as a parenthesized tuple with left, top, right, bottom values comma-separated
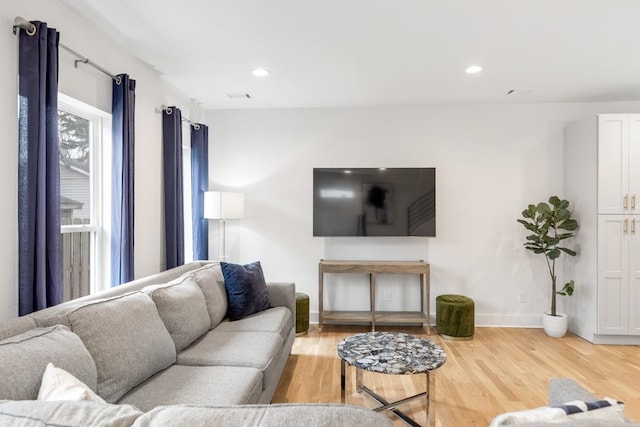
(318, 260, 430, 333)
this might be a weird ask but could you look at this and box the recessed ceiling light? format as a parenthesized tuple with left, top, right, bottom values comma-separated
(466, 65, 483, 74)
(252, 68, 270, 77)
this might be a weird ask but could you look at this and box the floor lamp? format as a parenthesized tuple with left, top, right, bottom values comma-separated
(204, 191, 244, 262)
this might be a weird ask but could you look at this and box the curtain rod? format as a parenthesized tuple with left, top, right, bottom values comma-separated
(13, 16, 122, 85)
(157, 105, 201, 130)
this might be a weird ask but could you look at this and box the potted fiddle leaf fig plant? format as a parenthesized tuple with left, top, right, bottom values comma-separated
(517, 196, 578, 337)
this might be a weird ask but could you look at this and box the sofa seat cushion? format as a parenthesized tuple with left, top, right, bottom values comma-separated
(187, 263, 228, 329)
(214, 306, 293, 340)
(143, 277, 210, 352)
(67, 292, 177, 403)
(0, 325, 97, 400)
(177, 330, 284, 392)
(131, 403, 394, 427)
(0, 400, 142, 427)
(117, 365, 263, 412)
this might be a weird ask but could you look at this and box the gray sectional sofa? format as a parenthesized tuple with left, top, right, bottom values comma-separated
(0, 261, 391, 426)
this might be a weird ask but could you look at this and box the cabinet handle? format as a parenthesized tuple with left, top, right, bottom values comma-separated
(634, 219, 637, 235)
(633, 195, 637, 210)
(625, 218, 629, 234)
(624, 195, 629, 210)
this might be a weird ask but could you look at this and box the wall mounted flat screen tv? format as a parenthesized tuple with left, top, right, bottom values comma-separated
(313, 168, 436, 237)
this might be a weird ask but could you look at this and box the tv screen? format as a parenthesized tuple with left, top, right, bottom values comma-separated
(313, 168, 436, 237)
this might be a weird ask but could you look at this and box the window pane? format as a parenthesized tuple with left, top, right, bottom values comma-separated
(58, 110, 91, 225)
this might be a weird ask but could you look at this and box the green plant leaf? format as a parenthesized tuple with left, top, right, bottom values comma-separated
(556, 280, 575, 296)
(559, 219, 578, 231)
(559, 247, 577, 256)
(548, 248, 561, 260)
(537, 203, 551, 214)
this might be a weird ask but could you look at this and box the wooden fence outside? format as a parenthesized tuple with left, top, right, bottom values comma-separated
(61, 218, 91, 302)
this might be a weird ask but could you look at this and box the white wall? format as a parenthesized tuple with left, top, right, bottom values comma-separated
(0, 0, 196, 320)
(207, 102, 640, 326)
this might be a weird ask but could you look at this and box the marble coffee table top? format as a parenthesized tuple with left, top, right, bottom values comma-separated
(337, 332, 446, 375)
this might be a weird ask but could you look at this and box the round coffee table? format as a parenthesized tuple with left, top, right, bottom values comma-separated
(338, 331, 446, 427)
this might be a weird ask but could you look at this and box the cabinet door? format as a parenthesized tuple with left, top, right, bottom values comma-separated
(629, 216, 640, 335)
(597, 215, 629, 334)
(598, 114, 629, 214)
(628, 115, 640, 214)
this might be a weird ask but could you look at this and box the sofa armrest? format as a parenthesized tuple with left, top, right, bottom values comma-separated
(549, 378, 598, 406)
(267, 282, 296, 320)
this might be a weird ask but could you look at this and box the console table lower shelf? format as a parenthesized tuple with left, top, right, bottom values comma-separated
(321, 311, 428, 325)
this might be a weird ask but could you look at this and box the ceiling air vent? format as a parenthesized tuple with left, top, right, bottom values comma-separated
(226, 93, 252, 99)
(506, 88, 537, 95)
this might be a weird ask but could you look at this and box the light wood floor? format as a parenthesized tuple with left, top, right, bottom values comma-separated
(272, 325, 640, 427)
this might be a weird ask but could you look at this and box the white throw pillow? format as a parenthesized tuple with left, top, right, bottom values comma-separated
(489, 406, 567, 426)
(38, 363, 106, 403)
(562, 398, 626, 422)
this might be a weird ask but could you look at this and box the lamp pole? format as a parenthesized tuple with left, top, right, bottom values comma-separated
(218, 219, 228, 262)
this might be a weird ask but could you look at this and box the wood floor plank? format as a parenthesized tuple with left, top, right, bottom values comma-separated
(272, 325, 640, 426)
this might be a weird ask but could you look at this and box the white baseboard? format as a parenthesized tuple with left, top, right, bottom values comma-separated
(592, 334, 640, 345)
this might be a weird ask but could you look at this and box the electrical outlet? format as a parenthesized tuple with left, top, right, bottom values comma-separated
(383, 290, 391, 301)
(519, 292, 527, 303)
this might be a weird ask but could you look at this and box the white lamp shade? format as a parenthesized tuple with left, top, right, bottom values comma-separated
(204, 191, 244, 220)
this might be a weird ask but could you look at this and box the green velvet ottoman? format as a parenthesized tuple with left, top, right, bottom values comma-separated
(295, 293, 310, 336)
(436, 294, 474, 340)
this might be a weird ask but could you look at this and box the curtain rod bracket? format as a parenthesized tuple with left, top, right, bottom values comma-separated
(13, 16, 36, 36)
(74, 58, 89, 69)
(157, 105, 201, 129)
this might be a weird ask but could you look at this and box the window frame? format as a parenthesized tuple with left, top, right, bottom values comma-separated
(58, 93, 111, 295)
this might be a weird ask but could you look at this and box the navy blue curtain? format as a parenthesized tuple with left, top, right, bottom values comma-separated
(162, 107, 184, 269)
(17, 21, 62, 315)
(111, 74, 136, 286)
(191, 124, 209, 260)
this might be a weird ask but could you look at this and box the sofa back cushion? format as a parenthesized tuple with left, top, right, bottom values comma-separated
(189, 263, 228, 329)
(67, 292, 176, 403)
(0, 325, 97, 400)
(144, 277, 210, 352)
(0, 315, 36, 341)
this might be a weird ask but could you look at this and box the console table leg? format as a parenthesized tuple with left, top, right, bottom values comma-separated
(340, 360, 346, 402)
(318, 269, 324, 332)
(370, 273, 376, 332)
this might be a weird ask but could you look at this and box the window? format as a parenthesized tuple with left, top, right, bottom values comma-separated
(182, 122, 194, 263)
(58, 94, 111, 301)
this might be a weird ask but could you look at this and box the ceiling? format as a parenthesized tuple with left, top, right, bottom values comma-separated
(62, 0, 640, 110)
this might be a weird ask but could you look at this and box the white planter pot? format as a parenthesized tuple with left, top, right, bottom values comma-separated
(543, 312, 568, 337)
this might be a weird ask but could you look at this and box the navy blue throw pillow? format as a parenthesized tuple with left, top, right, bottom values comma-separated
(221, 261, 271, 321)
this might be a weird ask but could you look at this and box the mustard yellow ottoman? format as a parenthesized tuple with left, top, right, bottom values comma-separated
(436, 294, 474, 340)
(295, 292, 309, 336)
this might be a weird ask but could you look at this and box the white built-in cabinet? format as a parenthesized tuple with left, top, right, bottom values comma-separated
(597, 215, 640, 335)
(565, 113, 640, 343)
(598, 115, 640, 214)
(596, 114, 640, 336)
